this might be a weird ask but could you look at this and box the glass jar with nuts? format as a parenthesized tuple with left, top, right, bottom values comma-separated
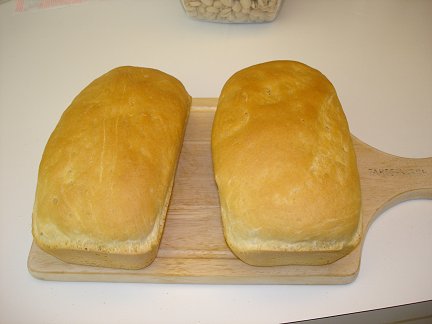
(180, 0, 282, 23)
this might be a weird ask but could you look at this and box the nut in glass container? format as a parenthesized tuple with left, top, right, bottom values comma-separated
(181, 0, 282, 23)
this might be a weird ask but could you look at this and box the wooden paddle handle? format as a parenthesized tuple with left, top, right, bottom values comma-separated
(354, 136, 432, 227)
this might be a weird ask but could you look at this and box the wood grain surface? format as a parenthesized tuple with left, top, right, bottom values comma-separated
(28, 98, 432, 284)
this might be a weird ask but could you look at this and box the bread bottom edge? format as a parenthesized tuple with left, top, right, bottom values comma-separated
(220, 208, 363, 267)
(41, 245, 160, 270)
(226, 241, 359, 267)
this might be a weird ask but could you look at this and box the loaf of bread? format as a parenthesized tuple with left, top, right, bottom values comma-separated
(212, 61, 362, 266)
(32, 66, 191, 269)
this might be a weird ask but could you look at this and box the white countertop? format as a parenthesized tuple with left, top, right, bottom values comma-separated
(0, 0, 431, 323)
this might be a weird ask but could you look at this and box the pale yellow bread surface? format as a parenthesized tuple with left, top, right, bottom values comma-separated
(212, 61, 362, 266)
(32, 66, 191, 269)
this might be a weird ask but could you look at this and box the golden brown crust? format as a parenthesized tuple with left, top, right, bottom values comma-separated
(212, 61, 362, 266)
(32, 66, 191, 269)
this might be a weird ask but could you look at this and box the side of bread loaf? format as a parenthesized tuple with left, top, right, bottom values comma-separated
(212, 60, 362, 266)
(32, 66, 191, 269)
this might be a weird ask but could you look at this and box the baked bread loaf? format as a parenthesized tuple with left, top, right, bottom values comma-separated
(32, 66, 191, 269)
(212, 61, 362, 266)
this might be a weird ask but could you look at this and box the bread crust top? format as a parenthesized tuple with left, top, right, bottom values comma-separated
(33, 66, 191, 254)
(212, 61, 361, 263)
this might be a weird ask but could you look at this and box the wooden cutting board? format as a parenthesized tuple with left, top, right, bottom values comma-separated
(27, 98, 432, 284)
